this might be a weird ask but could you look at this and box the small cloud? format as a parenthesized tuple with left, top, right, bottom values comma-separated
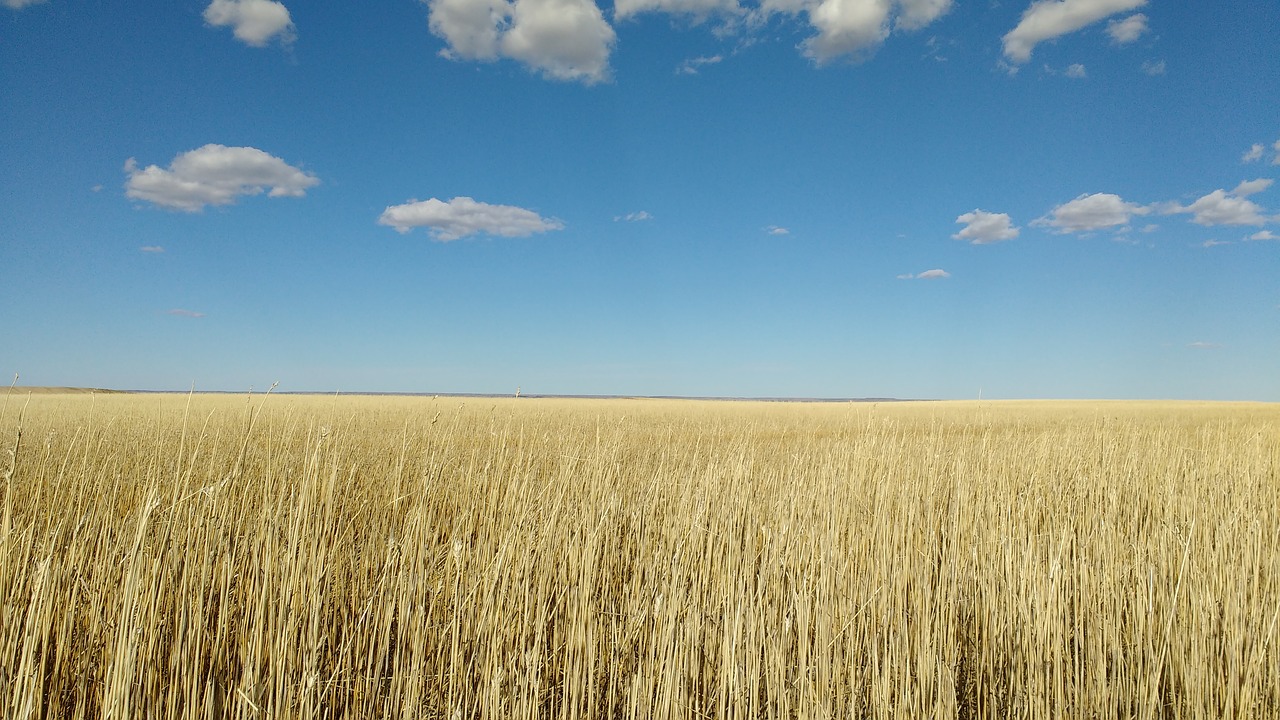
(166, 309, 206, 318)
(1140, 223, 1159, 233)
(1106, 13, 1147, 44)
(1187, 341, 1220, 349)
(3, 0, 48, 9)
(764, 225, 790, 235)
(1242, 144, 1265, 163)
(140, 246, 166, 253)
(1140, 59, 1165, 75)
(1249, 230, 1278, 241)
(1232, 178, 1273, 197)
(677, 55, 723, 75)
(1161, 182, 1271, 227)
(1001, 0, 1147, 64)
(899, 268, 950, 279)
(1034, 192, 1150, 233)
(614, 211, 653, 222)
(125, 144, 318, 212)
(91, 184, 103, 193)
(428, 0, 615, 85)
(204, 0, 295, 47)
(1201, 239, 1231, 248)
(1064, 63, 1087, 78)
(378, 196, 564, 240)
(953, 209, 1019, 244)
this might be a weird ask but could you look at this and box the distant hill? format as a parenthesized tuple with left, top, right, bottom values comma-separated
(9, 387, 127, 395)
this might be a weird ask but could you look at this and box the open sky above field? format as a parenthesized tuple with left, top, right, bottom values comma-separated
(1, 0, 1277, 400)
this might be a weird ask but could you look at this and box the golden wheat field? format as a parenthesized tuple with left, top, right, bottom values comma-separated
(1, 390, 1278, 719)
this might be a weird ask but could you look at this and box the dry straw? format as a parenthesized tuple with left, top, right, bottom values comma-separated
(1, 393, 1277, 718)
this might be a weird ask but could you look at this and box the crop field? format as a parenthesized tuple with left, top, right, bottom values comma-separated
(1, 391, 1278, 718)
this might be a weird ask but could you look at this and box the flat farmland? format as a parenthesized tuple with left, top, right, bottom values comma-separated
(2, 392, 1277, 718)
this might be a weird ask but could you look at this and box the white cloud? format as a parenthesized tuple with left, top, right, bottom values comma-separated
(203, 0, 295, 47)
(1274, 139, 1280, 165)
(500, 0, 615, 83)
(3, 0, 48, 9)
(1140, 58, 1165, 75)
(1242, 144, 1265, 163)
(1249, 230, 1277, 241)
(1002, 0, 1146, 64)
(1201, 239, 1231, 248)
(615, 0, 739, 19)
(1232, 178, 1273, 197)
(1140, 223, 1158, 233)
(895, 0, 952, 31)
(1162, 184, 1271, 227)
(677, 55, 724, 75)
(754, 0, 952, 64)
(426, 0, 615, 84)
(1034, 192, 1150, 233)
(802, 0, 893, 63)
(166, 309, 206, 318)
(378, 196, 564, 240)
(765, 225, 790, 235)
(899, 268, 950, 279)
(1064, 62, 1086, 78)
(140, 246, 166, 253)
(1105, 12, 1146, 44)
(1187, 341, 1219, 349)
(615, 210, 653, 221)
(953, 209, 1019, 244)
(124, 144, 319, 212)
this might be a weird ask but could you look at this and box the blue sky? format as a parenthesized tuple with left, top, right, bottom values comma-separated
(1, 0, 1277, 399)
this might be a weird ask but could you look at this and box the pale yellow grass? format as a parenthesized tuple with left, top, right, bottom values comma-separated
(1, 392, 1277, 718)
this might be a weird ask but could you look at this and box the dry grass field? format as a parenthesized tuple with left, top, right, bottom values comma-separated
(1, 390, 1277, 718)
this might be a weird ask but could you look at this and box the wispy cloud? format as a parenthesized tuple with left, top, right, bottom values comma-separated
(764, 225, 790, 235)
(1064, 63, 1087, 78)
(1243, 139, 1280, 164)
(1106, 13, 1147, 44)
(3, 0, 48, 9)
(898, 268, 950, 279)
(165, 309, 206, 318)
(125, 144, 318, 212)
(1200, 239, 1231, 248)
(677, 55, 723, 75)
(378, 196, 564, 240)
(140, 246, 165, 253)
(614, 210, 653, 222)
(1140, 58, 1165, 75)
(1249, 230, 1278, 241)
(1187, 341, 1220, 349)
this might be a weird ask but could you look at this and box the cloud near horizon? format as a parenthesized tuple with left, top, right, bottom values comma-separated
(378, 196, 565, 240)
(124, 144, 319, 212)
(204, 0, 295, 46)
(1002, 0, 1146, 64)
